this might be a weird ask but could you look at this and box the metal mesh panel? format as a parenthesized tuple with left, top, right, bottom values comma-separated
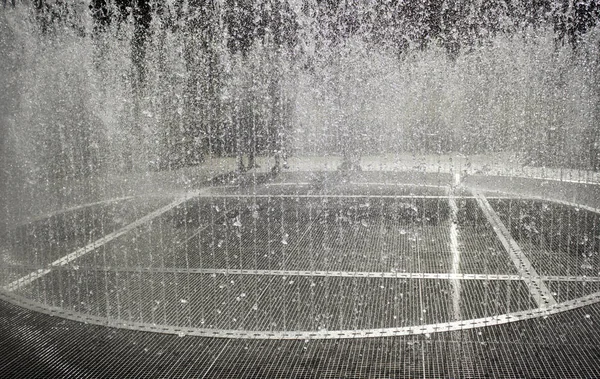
(2, 170, 600, 344)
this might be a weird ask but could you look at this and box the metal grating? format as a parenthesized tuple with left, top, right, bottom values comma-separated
(2, 174, 600, 376)
(2, 298, 600, 377)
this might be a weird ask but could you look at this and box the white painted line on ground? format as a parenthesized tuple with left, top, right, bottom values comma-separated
(448, 192, 462, 321)
(3, 192, 201, 292)
(513, 173, 600, 186)
(195, 194, 458, 199)
(15, 195, 136, 227)
(271, 181, 448, 189)
(535, 197, 600, 215)
(473, 191, 557, 308)
(471, 189, 600, 215)
(18, 264, 600, 283)
(352, 182, 447, 188)
(454, 173, 461, 186)
(264, 182, 312, 186)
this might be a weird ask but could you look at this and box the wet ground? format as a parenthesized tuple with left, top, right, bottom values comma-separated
(1, 169, 600, 377)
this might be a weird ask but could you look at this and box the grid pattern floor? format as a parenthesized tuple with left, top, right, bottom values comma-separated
(6, 194, 561, 334)
(1, 298, 600, 378)
(2, 173, 600, 377)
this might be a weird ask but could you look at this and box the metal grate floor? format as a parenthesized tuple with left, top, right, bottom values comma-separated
(2, 173, 600, 377)
(2, 298, 600, 378)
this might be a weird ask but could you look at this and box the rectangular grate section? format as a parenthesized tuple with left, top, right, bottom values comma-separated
(488, 198, 600, 277)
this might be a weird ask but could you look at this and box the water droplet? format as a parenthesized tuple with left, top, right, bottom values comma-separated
(281, 233, 289, 245)
(585, 314, 591, 319)
(399, 229, 407, 235)
(252, 303, 258, 311)
(233, 216, 242, 227)
(217, 240, 224, 248)
(177, 332, 186, 337)
(180, 299, 188, 304)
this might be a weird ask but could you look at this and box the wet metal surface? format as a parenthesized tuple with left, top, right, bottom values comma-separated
(3, 182, 600, 342)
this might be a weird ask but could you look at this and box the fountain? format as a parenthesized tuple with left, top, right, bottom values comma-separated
(1, 1, 600, 377)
